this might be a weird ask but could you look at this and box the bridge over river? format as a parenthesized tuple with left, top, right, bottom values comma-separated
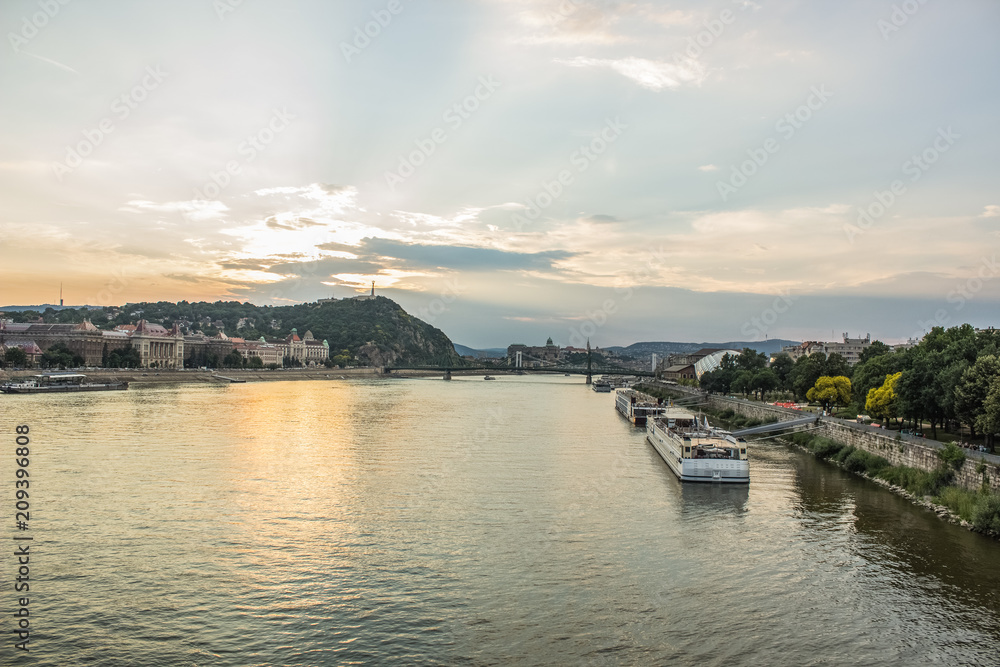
(382, 364, 657, 382)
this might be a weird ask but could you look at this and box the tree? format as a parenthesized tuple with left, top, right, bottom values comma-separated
(736, 348, 767, 372)
(698, 353, 738, 395)
(731, 370, 754, 398)
(807, 376, 851, 413)
(896, 348, 949, 439)
(823, 353, 851, 380)
(39, 343, 83, 369)
(866, 372, 901, 426)
(789, 353, 826, 401)
(851, 348, 903, 413)
(106, 345, 141, 368)
(858, 340, 892, 365)
(751, 368, 779, 401)
(976, 377, 1000, 451)
(4, 347, 28, 368)
(248, 356, 264, 369)
(769, 353, 794, 391)
(223, 350, 245, 368)
(953, 355, 1000, 439)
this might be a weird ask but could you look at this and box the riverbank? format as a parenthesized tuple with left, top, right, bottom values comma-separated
(635, 382, 1000, 540)
(0, 367, 542, 386)
(0, 367, 381, 386)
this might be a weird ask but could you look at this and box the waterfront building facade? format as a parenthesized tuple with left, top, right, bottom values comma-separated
(1, 318, 331, 369)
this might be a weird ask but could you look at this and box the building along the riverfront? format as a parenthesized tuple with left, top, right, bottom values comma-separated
(780, 333, 872, 365)
(0, 319, 330, 369)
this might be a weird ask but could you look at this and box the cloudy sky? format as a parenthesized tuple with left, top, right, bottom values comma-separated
(1, 0, 999, 348)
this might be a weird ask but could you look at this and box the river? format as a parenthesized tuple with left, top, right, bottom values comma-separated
(2, 375, 998, 665)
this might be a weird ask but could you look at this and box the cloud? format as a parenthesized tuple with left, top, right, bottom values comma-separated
(555, 56, 705, 90)
(356, 237, 577, 271)
(264, 215, 325, 231)
(580, 214, 619, 224)
(121, 199, 229, 222)
(697, 164, 719, 172)
(499, 0, 633, 45)
(264, 257, 383, 278)
(254, 183, 358, 214)
(980, 205, 1000, 218)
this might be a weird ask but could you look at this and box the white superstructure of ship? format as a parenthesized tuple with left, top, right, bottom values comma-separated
(646, 408, 749, 483)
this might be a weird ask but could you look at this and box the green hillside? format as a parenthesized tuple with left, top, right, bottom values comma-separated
(13, 297, 462, 367)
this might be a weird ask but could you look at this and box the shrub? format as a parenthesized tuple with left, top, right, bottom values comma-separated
(841, 449, 890, 475)
(937, 443, 967, 472)
(812, 438, 846, 460)
(833, 445, 856, 464)
(972, 495, 1000, 533)
(843, 449, 870, 474)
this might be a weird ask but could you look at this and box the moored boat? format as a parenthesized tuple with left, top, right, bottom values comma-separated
(615, 389, 664, 426)
(591, 379, 612, 392)
(646, 408, 749, 483)
(0, 372, 129, 394)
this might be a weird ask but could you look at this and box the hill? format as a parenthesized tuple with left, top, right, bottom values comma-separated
(610, 339, 800, 358)
(454, 344, 506, 358)
(9, 298, 462, 367)
(1, 304, 100, 312)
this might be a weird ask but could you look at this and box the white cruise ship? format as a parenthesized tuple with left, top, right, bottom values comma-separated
(646, 408, 749, 483)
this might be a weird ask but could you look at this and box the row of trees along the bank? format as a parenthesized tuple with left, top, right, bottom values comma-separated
(851, 325, 1000, 444)
(699, 325, 1000, 448)
(699, 347, 852, 404)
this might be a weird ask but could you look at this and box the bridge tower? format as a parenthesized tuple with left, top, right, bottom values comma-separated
(585, 339, 592, 385)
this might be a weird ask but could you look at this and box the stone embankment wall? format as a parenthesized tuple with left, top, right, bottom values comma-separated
(691, 391, 1000, 493)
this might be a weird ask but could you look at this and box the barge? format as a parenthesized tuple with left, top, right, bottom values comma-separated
(0, 372, 129, 394)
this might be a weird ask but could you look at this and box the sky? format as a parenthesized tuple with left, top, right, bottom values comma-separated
(1, 0, 999, 349)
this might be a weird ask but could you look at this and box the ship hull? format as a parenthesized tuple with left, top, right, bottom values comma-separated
(1, 383, 129, 394)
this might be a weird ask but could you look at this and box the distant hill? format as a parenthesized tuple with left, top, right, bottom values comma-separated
(454, 344, 506, 358)
(609, 339, 800, 358)
(1, 304, 100, 312)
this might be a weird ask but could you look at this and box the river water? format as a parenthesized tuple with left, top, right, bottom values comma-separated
(2, 375, 998, 665)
